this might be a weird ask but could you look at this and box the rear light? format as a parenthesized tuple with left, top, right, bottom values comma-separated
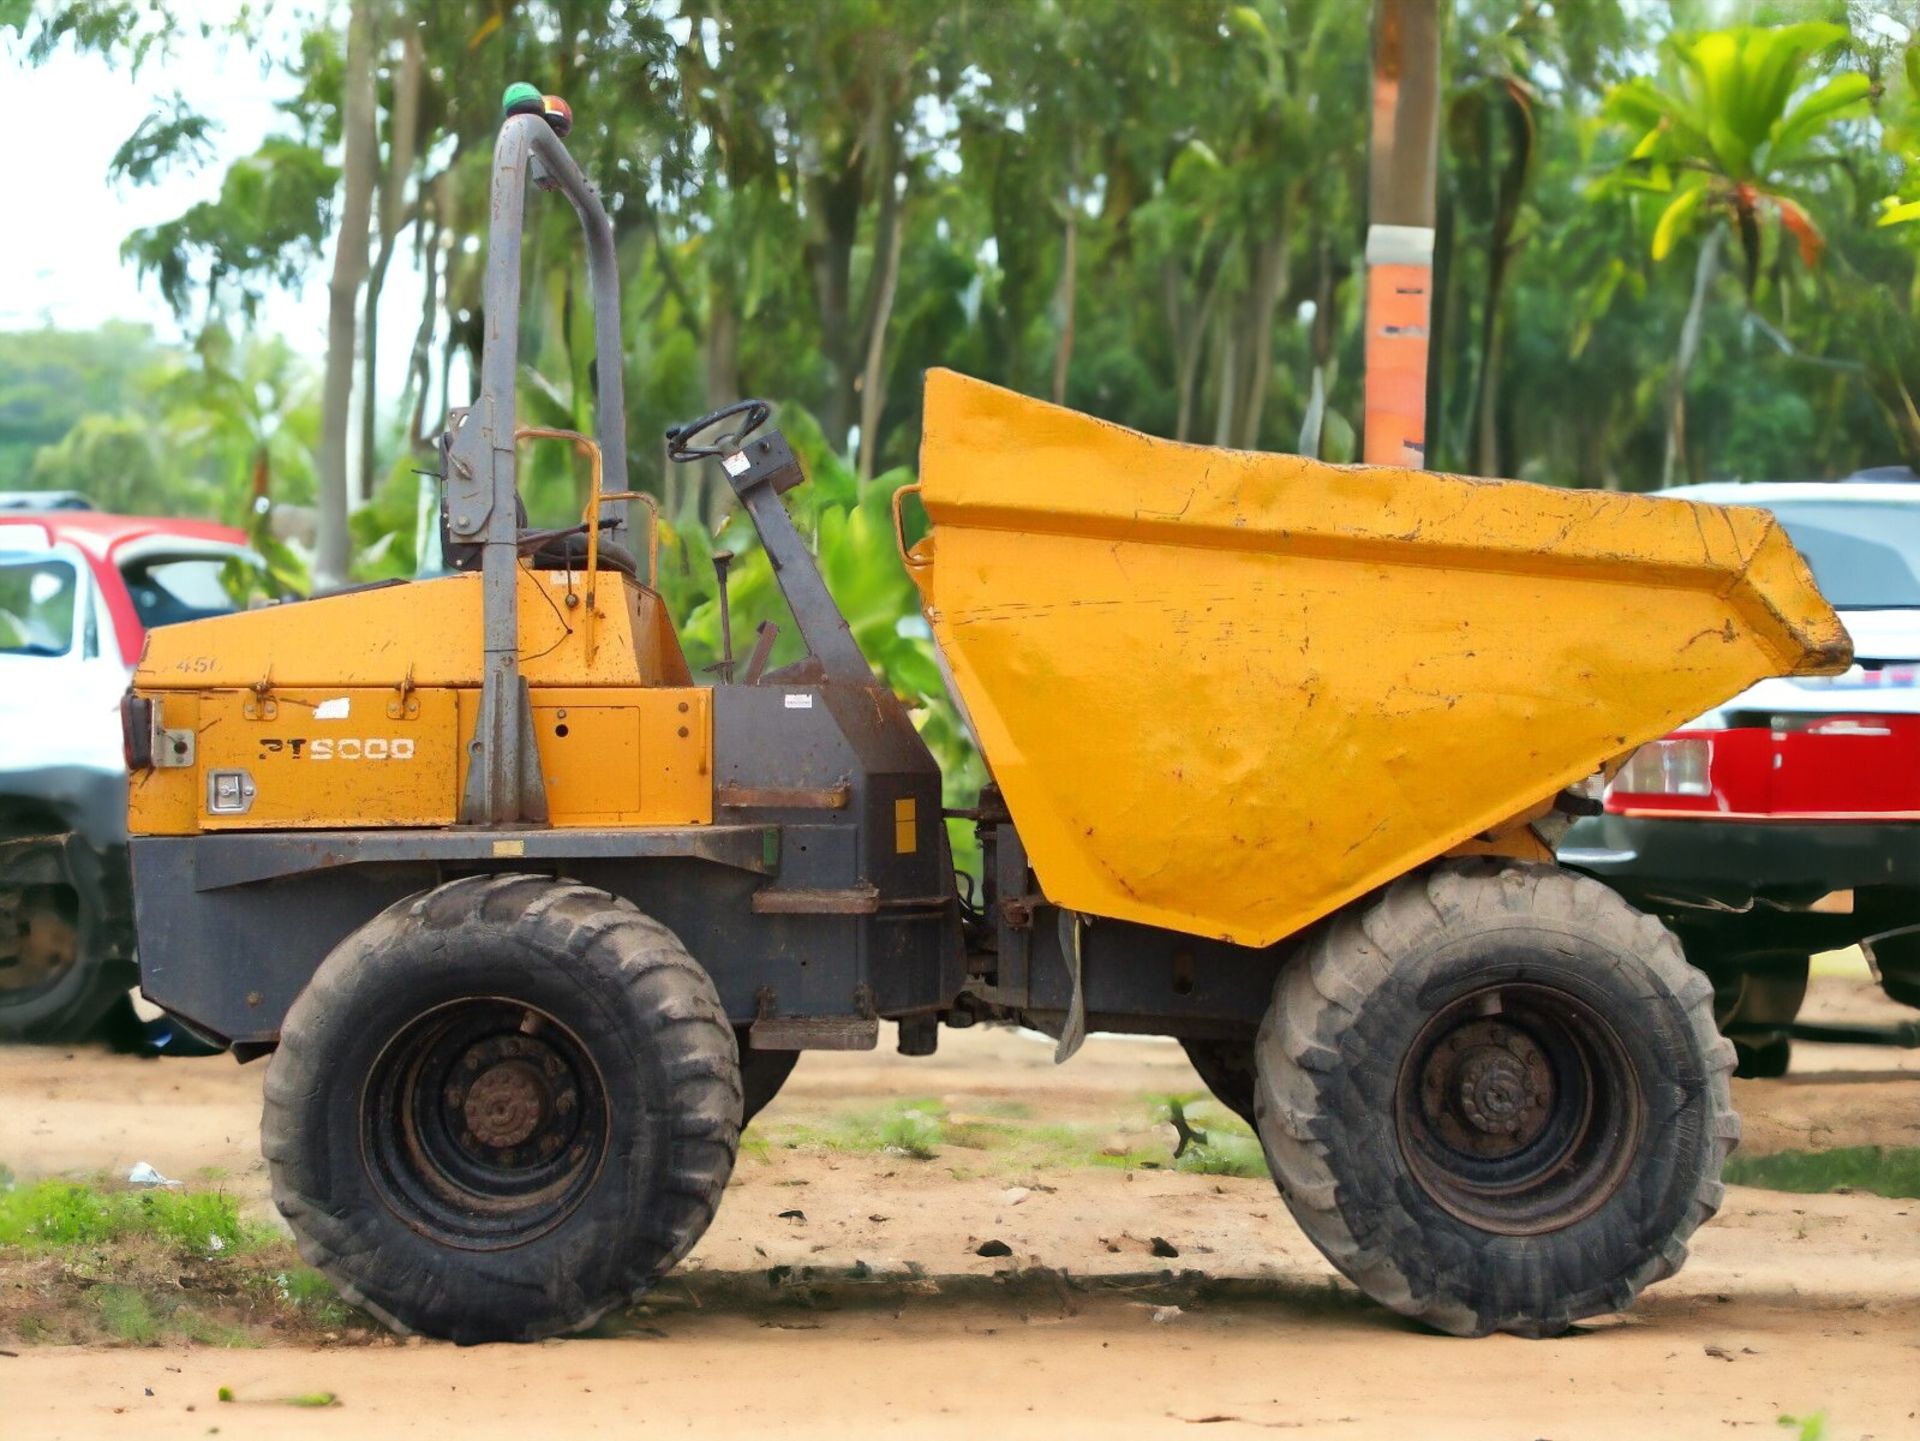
(122, 694, 154, 771)
(1612, 738, 1712, 797)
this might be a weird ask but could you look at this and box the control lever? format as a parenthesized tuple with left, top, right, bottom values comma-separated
(741, 621, 780, 684)
(707, 549, 736, 683)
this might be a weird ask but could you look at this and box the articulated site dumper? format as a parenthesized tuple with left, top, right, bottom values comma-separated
(118, 96, 1850, 1343)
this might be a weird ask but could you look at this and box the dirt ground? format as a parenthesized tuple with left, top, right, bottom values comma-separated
(2, 970, 1918, 1440)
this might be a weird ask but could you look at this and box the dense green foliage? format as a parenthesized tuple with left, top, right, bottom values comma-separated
(1, 2, 1916, 797)
(3, 2, 1915, 506)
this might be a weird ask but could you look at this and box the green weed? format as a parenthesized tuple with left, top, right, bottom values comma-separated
(273, 1268, 357, 1329)
(93, 1285, 161, 1344)
(0, 1177, 275, 1254)
(1725, 1147, 1920, 1200)
(876, 1107, 946, 1159)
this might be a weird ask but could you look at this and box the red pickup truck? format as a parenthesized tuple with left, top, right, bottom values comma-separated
(1561, 477, 1920, 1074)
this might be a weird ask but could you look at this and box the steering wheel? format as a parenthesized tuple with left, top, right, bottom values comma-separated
(665, 399, 772, 463)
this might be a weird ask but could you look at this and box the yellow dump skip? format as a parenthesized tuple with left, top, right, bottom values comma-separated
(908, 369, 1849, 948)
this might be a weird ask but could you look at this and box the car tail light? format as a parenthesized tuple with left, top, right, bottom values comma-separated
(1612, 738, 1712, 798)
(1607, 714, 1920, 819)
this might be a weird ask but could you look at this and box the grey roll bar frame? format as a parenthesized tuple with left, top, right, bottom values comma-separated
(443, 112, 630, 825)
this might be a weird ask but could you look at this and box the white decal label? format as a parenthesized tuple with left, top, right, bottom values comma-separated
(313, 696, 351, 720)
(784, 693, 813, 710)
(722, 451, 750, 476)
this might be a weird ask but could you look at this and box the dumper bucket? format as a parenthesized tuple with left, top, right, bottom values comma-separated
(904, 369, 1850, 949)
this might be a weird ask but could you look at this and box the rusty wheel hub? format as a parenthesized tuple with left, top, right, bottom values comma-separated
(1421, 1020, 1553, 1158)
(1395, 984, 1642, 1236)
(462, 1058, 549, 1149)
(365, 999, 607, 1249)
(0, 888, 79, 996)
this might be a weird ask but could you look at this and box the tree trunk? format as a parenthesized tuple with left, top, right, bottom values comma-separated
(406, 202, 442, 449)
(1051, 196, 1078, 407)
(857, 187, 906, 481)
(1210, 307, 1238, 448)
(315, 0, 377, 590)
(703, 269, 740, 527)
(1236, 224, 1290, 450)
(358, 25, 422, 502)
(1427, 185, 1455, 468)
(704, 274, 740, 412)
(1298, 234, 1338, 457)
(1168, 254, 1224, 445)
(805, 165, 862, 451)
(1664, 224, 1725, 489)
(1471, 239, 1510, 477)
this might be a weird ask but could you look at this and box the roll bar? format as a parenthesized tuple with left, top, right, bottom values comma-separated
(443, 109, 628, 825)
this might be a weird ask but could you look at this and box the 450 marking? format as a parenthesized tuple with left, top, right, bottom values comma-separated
(258, 737, 417, 761)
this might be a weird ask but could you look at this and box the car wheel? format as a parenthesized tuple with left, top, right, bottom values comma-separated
(1866, 932, 1920, 1010)
(0, 876, 129, 1043)
(1699, 952, 1808, 1079)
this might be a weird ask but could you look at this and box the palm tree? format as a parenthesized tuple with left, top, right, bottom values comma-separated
(1602, 22, 1870, 485)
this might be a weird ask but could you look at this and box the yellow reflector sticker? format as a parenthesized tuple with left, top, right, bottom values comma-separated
(894, 796, 918, 855)
(492, 839, 527, 857)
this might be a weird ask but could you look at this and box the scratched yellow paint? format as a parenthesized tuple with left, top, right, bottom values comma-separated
(907, 369, 1850, 948)
(129, 567, 709, 834)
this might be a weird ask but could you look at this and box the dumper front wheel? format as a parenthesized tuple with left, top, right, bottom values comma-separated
(1255, 860, 1735, 1338)
(263, 875, 740, 1343)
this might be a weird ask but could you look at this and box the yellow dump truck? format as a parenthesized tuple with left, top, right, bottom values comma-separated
(116, 94, 1848, 1344)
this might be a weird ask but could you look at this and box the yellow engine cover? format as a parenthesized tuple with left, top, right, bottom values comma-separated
(129, 568, 712, 834)
(908, 370, 1850, 948)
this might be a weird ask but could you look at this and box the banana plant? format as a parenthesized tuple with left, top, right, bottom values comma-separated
(659, 405, 984, 872)
(1607, 23, 1870, 285)
(1600, 22, 1871, 484)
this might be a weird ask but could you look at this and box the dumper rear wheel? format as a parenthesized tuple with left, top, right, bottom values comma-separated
(263, 874, 740, 1343)
(1255, 859, 1735, 1338)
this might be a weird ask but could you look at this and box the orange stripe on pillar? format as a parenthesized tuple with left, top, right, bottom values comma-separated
(1363, 223, 1434, 469)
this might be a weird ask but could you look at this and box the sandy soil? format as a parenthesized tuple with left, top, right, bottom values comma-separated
(2, 975, 1918, 1440)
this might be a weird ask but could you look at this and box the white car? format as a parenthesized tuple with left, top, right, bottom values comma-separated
(1, 509, 267, 1046)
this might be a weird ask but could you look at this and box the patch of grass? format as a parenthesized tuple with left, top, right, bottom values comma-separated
(758, 1094, 1272, 1176)
(1778, 1412, 1828, 1441)
(968, 1099, 1034, 1121)
(273, 1268, 360, 1330)
(875, 1107, 945, 1159)
(0, 1177, 276, 1255)
(766, 1099, 955, 1160)
(78, 1284, 255, 1348)
(1171, 1133, 1268, 1179)
(1145, 1095, 1269, 1179)
(93, 1285, 161, 1344)
(0, 1174, 373, 1350)
(1725, 1146, 1920, 1200)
